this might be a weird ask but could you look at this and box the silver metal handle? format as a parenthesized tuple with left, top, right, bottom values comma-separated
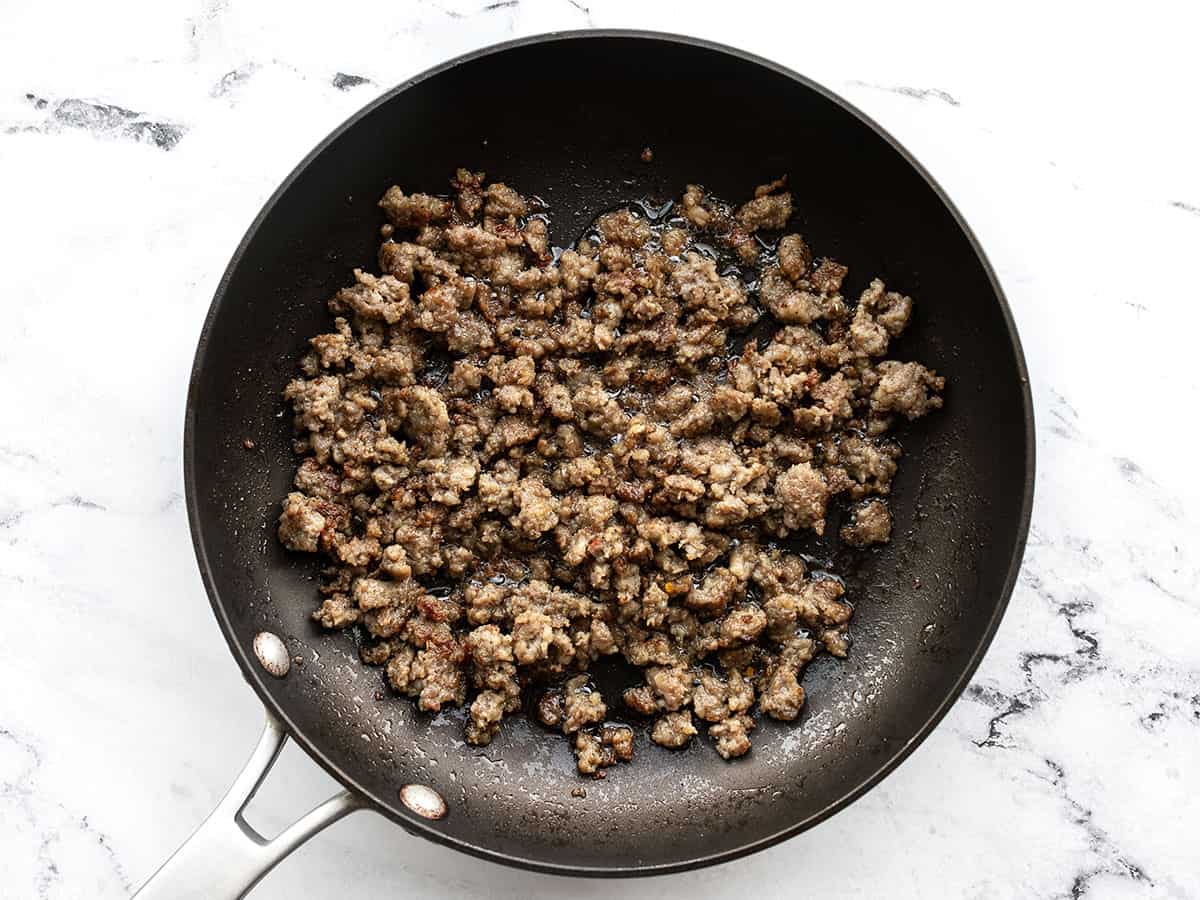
(134, 711, 364, 899)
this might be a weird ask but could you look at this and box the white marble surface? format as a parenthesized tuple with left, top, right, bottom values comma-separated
(2, 2, 1199, 898)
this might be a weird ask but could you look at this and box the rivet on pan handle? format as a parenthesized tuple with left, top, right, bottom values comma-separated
(132, 711, 364, 900)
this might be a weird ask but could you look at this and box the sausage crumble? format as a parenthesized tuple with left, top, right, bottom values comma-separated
(277, 169, 945, 775)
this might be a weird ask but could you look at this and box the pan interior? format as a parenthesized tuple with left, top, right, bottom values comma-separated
(186, 34, 1031, 874)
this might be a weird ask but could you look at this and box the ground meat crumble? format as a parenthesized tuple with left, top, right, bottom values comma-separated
(278, 168, 945, 776)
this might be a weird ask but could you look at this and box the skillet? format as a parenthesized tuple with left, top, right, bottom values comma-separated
(136, 30, 1034, 898)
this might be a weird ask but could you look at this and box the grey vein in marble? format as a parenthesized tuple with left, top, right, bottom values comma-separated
(1, 726, 132, 898)
(967, 534, 1107, 750)
(436, 0, 518, 18)
(51, 495, 107, 512)
(332, 72, 373, 91)
(187, 0, 230, 56)
(0, 445, 44, 465)
(567, 0, 593, 22)
(78, 817, 133, 895)
(1035, 759, 1152, 898)
(849, 80, 961, 106)
(10, 94, 185, 150)
(211, 63, 260, 97)
(0, 509, 25, 529)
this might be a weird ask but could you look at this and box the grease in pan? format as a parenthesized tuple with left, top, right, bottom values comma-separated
(277, 168, 945, 776)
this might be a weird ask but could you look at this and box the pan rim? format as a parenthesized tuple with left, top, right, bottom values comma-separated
(183, 28, 1036, 878)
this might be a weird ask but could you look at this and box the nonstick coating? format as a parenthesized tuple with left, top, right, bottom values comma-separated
(185, 31, 1034, 876)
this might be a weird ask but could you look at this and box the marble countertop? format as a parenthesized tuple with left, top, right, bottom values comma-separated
(2, 2, 1198, 898)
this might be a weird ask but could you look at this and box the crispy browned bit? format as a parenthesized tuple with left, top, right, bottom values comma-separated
(536, 689, 564, 728)
(754, 175, 787, 197)
(840, 498, 893, 547)
(278, 169, 945, 775)
(640, 146, 654, 163)
(571, 786, 587, 799)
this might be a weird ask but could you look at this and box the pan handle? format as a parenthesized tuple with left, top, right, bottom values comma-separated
(133, 710, 365, 899)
